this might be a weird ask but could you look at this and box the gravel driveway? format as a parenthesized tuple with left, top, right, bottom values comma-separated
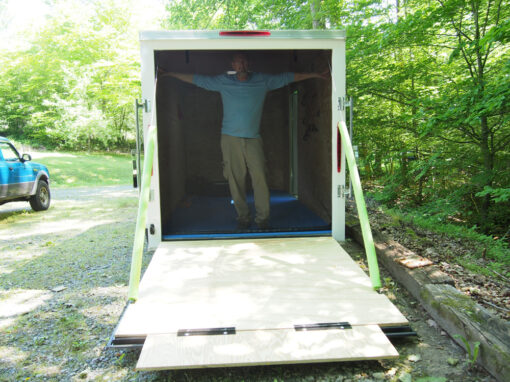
(0, 186, 497, 381)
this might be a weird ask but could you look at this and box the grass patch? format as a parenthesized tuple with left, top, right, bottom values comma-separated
(30, 151, 135, 188)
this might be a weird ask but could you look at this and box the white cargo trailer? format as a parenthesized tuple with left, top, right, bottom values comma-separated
(111, 30, 410, 370)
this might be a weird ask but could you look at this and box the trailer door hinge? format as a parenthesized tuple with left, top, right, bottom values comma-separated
(337, 97, 344, 111)
(338, 185, 350, 198)
(338, 96, 353, 111)
(136, 99, 151, 113)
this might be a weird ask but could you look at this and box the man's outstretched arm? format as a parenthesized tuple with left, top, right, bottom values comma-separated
(293, 71, 329, 82)
(158, 69, 193, 84)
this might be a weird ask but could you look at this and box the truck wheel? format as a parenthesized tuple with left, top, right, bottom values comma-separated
(29, 180, 51, 211)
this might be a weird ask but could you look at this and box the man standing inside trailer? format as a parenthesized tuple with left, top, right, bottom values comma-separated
(160, 53, 326, 230)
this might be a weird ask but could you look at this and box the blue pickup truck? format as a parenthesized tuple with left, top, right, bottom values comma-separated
(0, 136, 51, 211)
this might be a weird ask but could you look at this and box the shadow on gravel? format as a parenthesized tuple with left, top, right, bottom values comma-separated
(0, 188, 153, 380)
(0, 207, 35, 221)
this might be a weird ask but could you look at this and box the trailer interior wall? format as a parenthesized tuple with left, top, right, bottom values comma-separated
(155, 50, 332, 236)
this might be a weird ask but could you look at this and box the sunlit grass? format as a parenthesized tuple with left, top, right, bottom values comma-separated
(31, 151, 135, 188)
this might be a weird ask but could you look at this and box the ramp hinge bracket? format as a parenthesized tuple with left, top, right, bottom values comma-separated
(295, 322, 352, 331)
(177, 327, 236, 337)
(338, 185, 350, 198)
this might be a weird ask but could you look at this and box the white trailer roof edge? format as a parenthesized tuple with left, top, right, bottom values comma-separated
(139, 30, 346, 41)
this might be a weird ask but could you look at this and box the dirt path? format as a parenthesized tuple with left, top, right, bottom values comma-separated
(0, 186, 497, 381)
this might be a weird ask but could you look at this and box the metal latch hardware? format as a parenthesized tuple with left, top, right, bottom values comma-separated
(177, 327, 236, 336)
(136, 99, 151, 113)
(294, 322, 352, 331)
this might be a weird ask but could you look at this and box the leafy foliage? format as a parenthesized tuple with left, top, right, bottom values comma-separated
(0, 0, 141, 150)
(453, 334, 481, 369)
(163, 0, 350, 30)
(346, 0, 509, 234)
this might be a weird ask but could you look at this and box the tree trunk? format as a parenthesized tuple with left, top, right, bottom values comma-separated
(401, 151, 408, 187)
(479, 114, 493, 232)
(472, 0, 493, 232)
(415, 147, 425, 205)
(309, 0, 321, 29)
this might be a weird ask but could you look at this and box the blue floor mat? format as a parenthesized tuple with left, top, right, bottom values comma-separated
(163, 190, 331, 239)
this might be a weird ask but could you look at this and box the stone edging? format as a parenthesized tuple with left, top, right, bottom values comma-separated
(346, 219, 510, 382)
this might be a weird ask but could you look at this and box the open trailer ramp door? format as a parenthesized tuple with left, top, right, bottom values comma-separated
(114, 237, 407, 369)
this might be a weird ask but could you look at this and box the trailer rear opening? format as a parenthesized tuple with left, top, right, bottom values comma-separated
(155, 49, 332, 239)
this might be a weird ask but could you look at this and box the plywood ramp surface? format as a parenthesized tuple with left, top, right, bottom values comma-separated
(116, 237, 408, 338)
(117, 294, 404, 336)
(136, 325, 398, 370)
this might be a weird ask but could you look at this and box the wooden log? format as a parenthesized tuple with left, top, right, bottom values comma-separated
(345, 220, 455, 303)
(422, 284, 510, 382)
(346, 215, 510, 382)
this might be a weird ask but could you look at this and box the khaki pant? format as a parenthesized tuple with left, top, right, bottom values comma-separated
(220, 134, 270, 224)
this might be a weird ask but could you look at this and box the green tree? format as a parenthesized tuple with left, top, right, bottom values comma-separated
(384, 0, 510, 231)
(346, 0, 509, 232)
(0, 0, 141, 150)
(163, 0, 348, 30)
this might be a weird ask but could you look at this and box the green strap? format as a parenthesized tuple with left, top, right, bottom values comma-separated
(338, 121, 381, 290)
(128, 125, 157, 301)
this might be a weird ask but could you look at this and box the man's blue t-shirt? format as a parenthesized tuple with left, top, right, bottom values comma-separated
(193, 72, 294, 138)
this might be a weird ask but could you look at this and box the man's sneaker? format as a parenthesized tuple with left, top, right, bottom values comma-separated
(256, 219, 270, 230)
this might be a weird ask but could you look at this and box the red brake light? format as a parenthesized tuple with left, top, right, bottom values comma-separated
(337, 128, 342, 173)
(219, 31, 271, 36)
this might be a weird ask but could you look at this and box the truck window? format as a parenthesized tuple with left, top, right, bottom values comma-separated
(0, 142, 20, 161)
